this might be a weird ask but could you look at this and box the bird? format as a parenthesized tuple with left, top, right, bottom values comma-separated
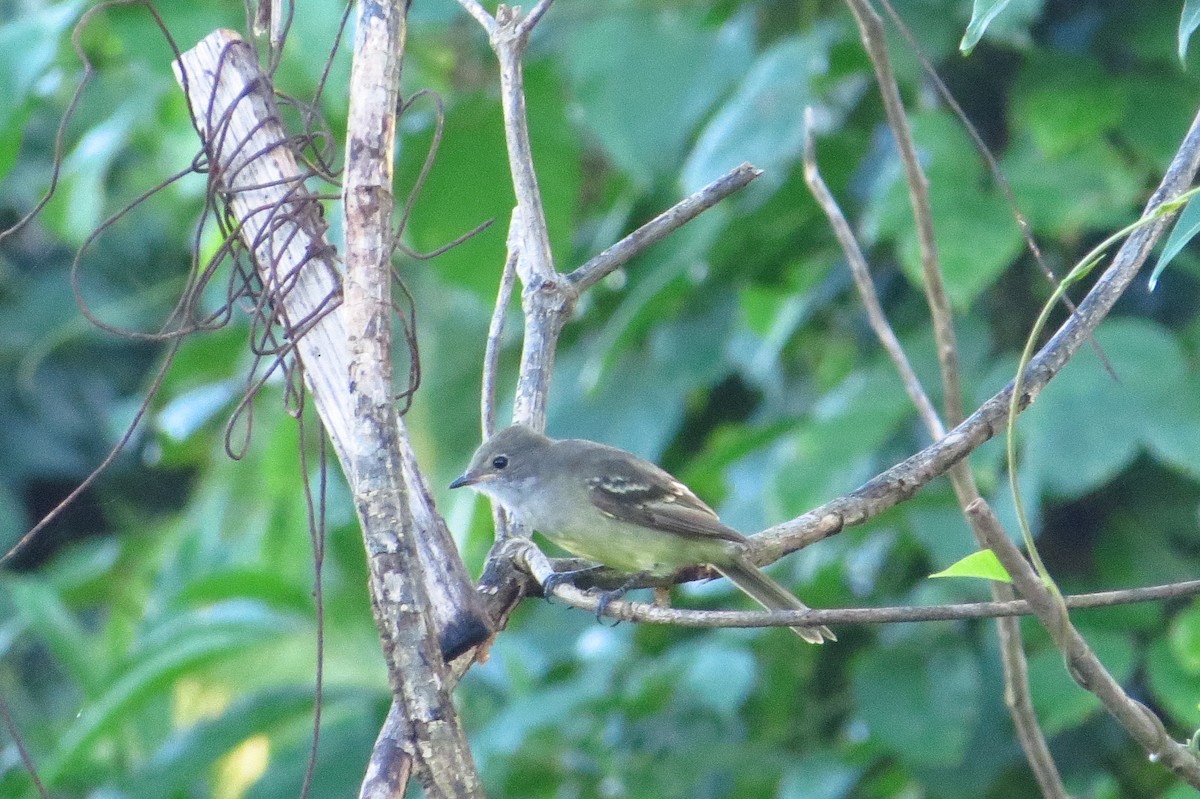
(449, 424, 834, 643)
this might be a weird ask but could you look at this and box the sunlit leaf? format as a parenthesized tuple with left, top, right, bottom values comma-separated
(929, 549, 1011, 582)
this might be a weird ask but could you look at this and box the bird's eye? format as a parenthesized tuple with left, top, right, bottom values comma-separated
(491, 455, 509, 470)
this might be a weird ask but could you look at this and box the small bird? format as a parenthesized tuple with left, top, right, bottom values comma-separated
(450, 425, 834, 643)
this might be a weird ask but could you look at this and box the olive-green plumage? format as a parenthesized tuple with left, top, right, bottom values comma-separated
(450, 425, 834, 644)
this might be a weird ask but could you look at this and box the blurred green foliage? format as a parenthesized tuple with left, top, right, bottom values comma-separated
(3, 1, 1200, 798)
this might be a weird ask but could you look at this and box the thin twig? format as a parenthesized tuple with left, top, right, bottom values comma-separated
(801, 119, 943, 438)
(842, 0, 964, 426)
(568, 163, 763, 291)
(483, 217, 519, 439)
(517, 0, 554, 36)
(875, 0, 1113, 388)
(994, 603, 1068, 799)
(516, 540, 1200, 627)
(969, 500, 1200, 786)
(0, 695, 49, 799)
(492, 11, 555, 286)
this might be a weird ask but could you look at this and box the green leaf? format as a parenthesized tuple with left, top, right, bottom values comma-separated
(1022, 319, 1189, 498)
(929, 549, 1011, 582)
(1011, 52, 1128, 158)
(683, 26, 837, 200)
(0, 1, 81, 177)
(41, 606, 293, 785)
(129, 687, 347, 799)
(774, 364, 917, 517)
(1147, 638, 1200, 727)
(960, 0, 1014, 55)
(1181, 0, 1200, 62)
(1169, 603, 1200, 674)
(1003, 134, 1143, 236)
(864, 112, 1023, 308)
(561, 8, 753, 181)
(6, 576, 101, 691)
(171, 567, 315, 615)
(395, 61, 579, 296)
(851, 643, 981, 767)
(1149, 194, 1200, 289)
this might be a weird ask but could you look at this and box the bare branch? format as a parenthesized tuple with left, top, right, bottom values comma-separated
(568, 162, 763, 291)
(842, 0, 964, 427)
(359, 703, 415, 799)
(994, 607, 1068, 799)
(492, 12, 555, 286)
(174, 22, 489, 799)
(517, 0, 555, 36)
(805, 105, 1065, 793)
(341, 1, 481, 794)
(802, 119, 943, 438)
(514, 541, 1200, 628)
(483, 217, 520, 439)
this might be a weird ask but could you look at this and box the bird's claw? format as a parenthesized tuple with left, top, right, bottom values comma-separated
(593, 586, 628, 626)
(540, 565, 606, 603)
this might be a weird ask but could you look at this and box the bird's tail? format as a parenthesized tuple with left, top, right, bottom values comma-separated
(715, 556, 836, 644)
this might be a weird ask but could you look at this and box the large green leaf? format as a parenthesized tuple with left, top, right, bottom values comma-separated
(0, 1, 80, 179)
(395, 61, 579, 295)
(683, 26, 839, 200)
(42, 604, 295, 784)
(1011, 52, 1127, 157)
(851, 642, 982, 767)
(560, 8, 753, 182)
(6, 576, 101, 692)
(1021, 319, 1194, 498)
(864, 111, 1023, 308)
(128, 686, 365, 799)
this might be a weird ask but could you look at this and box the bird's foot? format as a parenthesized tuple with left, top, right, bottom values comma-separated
(540, 565, 607, 602)
(593, 571, 654, 626)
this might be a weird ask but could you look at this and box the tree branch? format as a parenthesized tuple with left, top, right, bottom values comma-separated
(801, 120, 942, 438)
(174, 21, 490, 799)
(755, 100, 1200, 563)
(341, 2, 481, 794)
(515, 541, 1200, 628)
(567, 163, 762, 291)
(970, 500, 1200, 787)
(842, 0, 963, 427)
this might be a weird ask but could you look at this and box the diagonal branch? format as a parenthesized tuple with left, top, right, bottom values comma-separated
(568, 163, 762, 291)
(970, 500, 1200, 786)
(756, 102, 1200, 562)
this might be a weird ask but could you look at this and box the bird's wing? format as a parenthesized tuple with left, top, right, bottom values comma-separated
(583, 448, 747, 544)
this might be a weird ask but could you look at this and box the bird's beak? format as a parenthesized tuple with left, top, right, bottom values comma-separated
(448, 472, 477, 490)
